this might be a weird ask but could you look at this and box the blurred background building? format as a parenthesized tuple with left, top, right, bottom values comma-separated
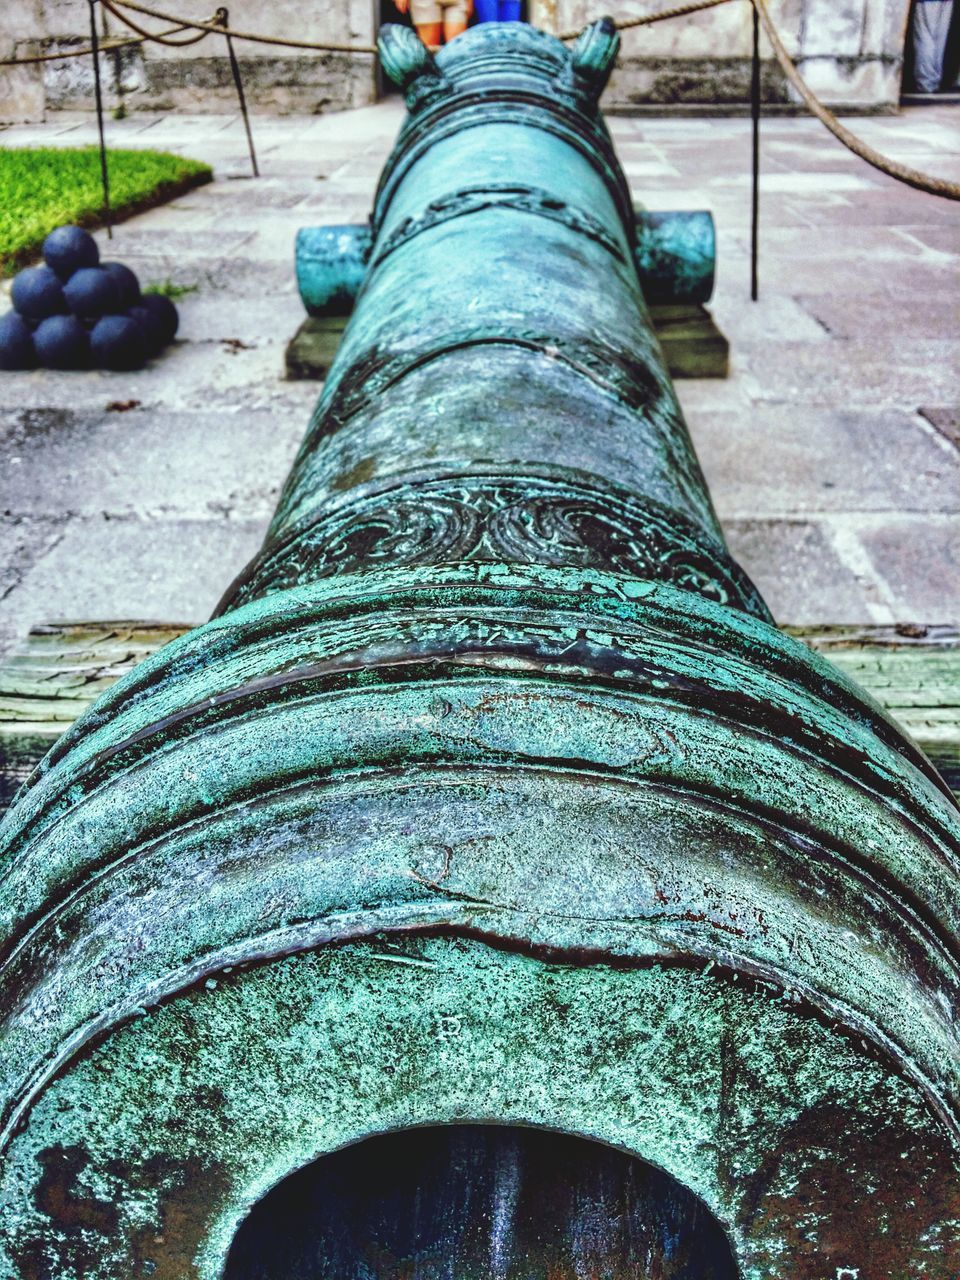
(2, 0, 953, 121)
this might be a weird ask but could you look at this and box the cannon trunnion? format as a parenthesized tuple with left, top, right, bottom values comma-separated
(0, 20, 958, 1279)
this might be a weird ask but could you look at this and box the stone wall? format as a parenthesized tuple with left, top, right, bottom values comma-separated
(0, 0, 913, 120)
(591, 0, 915, 110)
(3, 0, 378, 119)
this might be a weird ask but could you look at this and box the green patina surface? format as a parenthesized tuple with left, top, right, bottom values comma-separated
(0, 18, 957, 1279)
(632, 209, 715, 306)
(3, 938, 958, 1279)
(295, 208, 716, 317)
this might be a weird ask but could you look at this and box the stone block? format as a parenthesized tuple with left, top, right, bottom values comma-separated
(606, 57, 790, 107)
(39, 0, 87, 32)
(799, 0, 866, 58)
(724, 518, 880, 624)
(0, 516, 268, 644)
(852, 516, 960, 621)
(140, 54, 377, 115)
(0, 55, 44, 124)
(41, 42, 144, 110)
(793, 55, 902, 106)
(861, 0, 912, 57)
(0, 0, 46, 122)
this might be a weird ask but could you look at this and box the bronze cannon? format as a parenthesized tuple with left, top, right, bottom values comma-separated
(0, 19, 958, 1279)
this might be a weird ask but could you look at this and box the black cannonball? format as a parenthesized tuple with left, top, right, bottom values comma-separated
(140, 293, 179, 346)
(0, 312, 36, 370)
(42, 224, 100, 281)
(34, 314, 90, 370)
(90, 314, 147, 371)
(101, 260, 141, 310)
(64, 266, 122, 321)
(11, 265, 67, 321)
(128, 303, 165, 358)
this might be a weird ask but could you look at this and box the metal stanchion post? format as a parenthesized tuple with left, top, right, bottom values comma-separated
(88, 0, 113, 237)
(216, 7, 259, 178)
(750, 0, 761, 300)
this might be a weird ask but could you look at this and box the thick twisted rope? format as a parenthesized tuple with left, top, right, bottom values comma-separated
(559, 0, 735, 39)
(98, 0, 212, 47)
(0, 6, 206, 65)
(0, 33, 149, 65)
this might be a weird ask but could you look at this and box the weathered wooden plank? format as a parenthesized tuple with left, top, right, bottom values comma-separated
(1, 621, 957, 809)
(649, 304, 729, 378)
(0, 623, 189, 809)
(783, 624, 959, 783)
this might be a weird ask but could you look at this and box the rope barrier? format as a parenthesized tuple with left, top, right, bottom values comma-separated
(99, 0, 212, 48)
(106, 0, 377, 54)
(751, 0, 960, 202)
(0, 12, 205, 64)
(1, 0, 956, 201)
(0, 35, 146, 66)
(558, 0, 735, 39)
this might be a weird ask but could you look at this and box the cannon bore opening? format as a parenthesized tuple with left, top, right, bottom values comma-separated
(222, 1124, 738, 1279)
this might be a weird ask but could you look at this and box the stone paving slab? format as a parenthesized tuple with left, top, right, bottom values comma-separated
(0, 519, 68, 655)
(793, 290, 957, 339)
(0, 517, 266, 643)
(724, 518, 883, 626)
(778, 190, 960, 227)
(693, 407, 960, 517)
(736, 338, 960, 408)
(2, 408, 302, 521)
(851, 515, 960, 619)
(0, 346, 318, 415)
(0, 101, 957, 651)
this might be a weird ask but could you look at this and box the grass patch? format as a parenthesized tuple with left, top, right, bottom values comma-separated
(0, 146, 212, 276)
(143, 278, 199, 300)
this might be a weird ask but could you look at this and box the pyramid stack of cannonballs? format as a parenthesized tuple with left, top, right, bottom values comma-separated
(0, 225, 179, 372)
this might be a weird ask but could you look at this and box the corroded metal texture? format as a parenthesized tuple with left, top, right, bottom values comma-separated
(0, 19, 958, 1280)
(295, 207, 716, 316)
(633, 208, 715, 306)
(296, 224, 373, 317)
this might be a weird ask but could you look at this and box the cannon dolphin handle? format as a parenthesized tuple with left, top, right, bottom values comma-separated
(0, 22, 958, 1280)
(295, 208, 716, 315)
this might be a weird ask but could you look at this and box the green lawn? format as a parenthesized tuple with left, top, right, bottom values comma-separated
(0, 146, 212, 275)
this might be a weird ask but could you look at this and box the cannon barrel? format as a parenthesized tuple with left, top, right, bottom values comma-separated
(0, 20, 958, 1279)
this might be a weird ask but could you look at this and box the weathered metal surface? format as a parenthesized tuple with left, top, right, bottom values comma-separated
(0, 19, 958, 1280)
(296, 208, 716, 316)
(286, 302, 730, 382)
(3, 621, 958, 809)
(295, 224, 373, 317)
(633, 208, 715, 306)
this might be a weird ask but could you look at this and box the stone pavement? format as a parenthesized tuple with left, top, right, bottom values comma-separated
(0, 103, 958, 655)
